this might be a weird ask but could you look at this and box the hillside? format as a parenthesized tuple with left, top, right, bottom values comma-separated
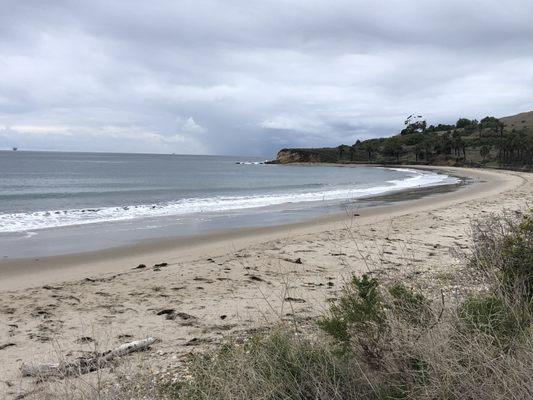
(499, 110, 533, 129)
(274, 111, 533, 169)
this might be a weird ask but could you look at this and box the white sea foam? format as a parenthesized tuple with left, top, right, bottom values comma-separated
(0, 169, 458, 233)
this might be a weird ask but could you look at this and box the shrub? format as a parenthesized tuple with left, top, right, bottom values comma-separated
(456, 295, 524, 348)
(500, 211, 533, 301)
(317, 275, 388, 364)
(317, 277, 432, 341)
(470, 209, 533, 302)
(166, 329, 378, 400)
(317, 275, 386, 341)
(388, 283, 433, 326)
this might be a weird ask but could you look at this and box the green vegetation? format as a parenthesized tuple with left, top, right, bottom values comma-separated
(163, 331, 371, 400)
(456, 296, 520, 347)
(277, 112, 533, 169)
(317, 275, 386, 345)
(471, 210, 533, 302)
(158, 209, 533, 400)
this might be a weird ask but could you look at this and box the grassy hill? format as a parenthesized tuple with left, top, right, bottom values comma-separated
(499, 110, 533, 129)
(275, 111, 533, 170)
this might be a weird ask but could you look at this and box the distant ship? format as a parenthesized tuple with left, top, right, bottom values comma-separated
(12, 147, 18, 151)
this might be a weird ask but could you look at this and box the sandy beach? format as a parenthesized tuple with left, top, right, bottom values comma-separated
(1, 166, 531, 398)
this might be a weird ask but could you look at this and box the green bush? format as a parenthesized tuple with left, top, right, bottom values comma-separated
(500, 211, 533, 301)
(317, 277, 432, 342)
(470, 209, 533, 302)
(165, 329, 378, 400)
(317, 275, 388, 363)
(457, 210, 533, 351)
(456, 296, 523, 347)
(389, 283, 433, 326)
(317, 275, 435, 374)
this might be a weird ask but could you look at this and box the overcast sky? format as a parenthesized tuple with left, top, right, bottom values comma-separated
(1, 1, 532, 156)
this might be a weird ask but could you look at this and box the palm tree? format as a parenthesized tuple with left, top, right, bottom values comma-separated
(480, 145, 490, 162)
(337, 145, 346, 160)
(414, 144, 424, 162)
(349, 145, 356, 162)
(362, 142, 378, 163)
(383, 138, 403, 163)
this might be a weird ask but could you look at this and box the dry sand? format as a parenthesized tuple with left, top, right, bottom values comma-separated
(0, 166, 531, 398)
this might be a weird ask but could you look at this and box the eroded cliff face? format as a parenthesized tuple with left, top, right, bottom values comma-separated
(276, 149, 322, 164)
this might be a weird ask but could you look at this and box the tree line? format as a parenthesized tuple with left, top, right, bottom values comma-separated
(333, 115, 533, 168)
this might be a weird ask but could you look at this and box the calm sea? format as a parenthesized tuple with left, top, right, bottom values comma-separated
(0, 151, 458, 258)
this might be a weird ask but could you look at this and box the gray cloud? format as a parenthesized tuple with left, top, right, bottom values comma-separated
(1, 0, 533, 156)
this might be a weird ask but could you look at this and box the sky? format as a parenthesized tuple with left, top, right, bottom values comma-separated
(1, 1, 533, 157)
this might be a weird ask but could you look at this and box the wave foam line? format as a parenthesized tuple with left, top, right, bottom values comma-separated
(0, 169, 457, 233)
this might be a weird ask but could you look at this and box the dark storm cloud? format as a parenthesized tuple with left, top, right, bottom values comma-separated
(1, 0, 533, 156)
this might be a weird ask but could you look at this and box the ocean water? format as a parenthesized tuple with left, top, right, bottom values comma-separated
(0, 151, 459, 258)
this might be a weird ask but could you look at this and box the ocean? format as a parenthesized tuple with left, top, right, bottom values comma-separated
(0, 151, 459, 258)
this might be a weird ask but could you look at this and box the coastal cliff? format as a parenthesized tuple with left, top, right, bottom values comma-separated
(275, 148, 338, 164)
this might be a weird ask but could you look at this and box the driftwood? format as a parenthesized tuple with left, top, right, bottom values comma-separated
(21, 337, 157, 378)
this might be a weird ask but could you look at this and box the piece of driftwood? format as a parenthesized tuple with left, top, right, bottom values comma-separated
(21, 337, 157, 378)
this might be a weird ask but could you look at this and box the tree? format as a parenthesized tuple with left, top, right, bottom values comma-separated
(414, 143, 424, 162)
(456, 118, 478, 129)
(337, 145, 349, 160)
(434, 132, 453, 157)
(480, 116, 500, 132)
(451, 131, 466, 159)
(349, 145, 356, 161)
(383, 137, 404, 163)
(361, 141, 379, 162)
(401, 115, 427, 135)
(480, 145, 491, 162)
